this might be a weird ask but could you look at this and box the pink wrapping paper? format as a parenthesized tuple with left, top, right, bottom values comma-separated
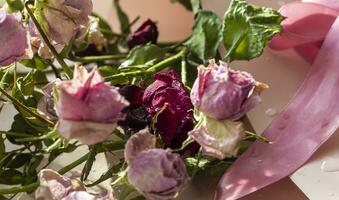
(215, 2, 339, 200)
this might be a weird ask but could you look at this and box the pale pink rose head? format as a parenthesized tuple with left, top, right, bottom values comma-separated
(124, 129, 156, 164)
(62, 191, 113, 200)
(56, 66, 129, 145)
(188, 114, 245, 159)
(128, 149, 189, 200)
(191, 60, 262, 121)
(0, 9, 32, 66)
(39, 0, 93, 44)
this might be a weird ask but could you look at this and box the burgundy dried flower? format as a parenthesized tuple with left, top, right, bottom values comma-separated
(143, 70, 193, 149)
(127, 19, 158, 49)
(118, 85, 151, 132)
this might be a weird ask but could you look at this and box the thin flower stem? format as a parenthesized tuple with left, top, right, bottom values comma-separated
(70, 54, 127, 63)
(0, 182, 40, 195)
(181, 57, 187, 85)
(104, 47, 187, 82)
(245, 131, 272, 144)
(25, 2, 73, 79)
(0, 87, 55, 126)
(58, 153, 88, 175)
(58, 141, 126, 175)
(15, 130, 58, 142)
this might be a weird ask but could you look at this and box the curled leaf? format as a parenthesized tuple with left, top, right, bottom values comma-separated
(223, 0, 284, 61)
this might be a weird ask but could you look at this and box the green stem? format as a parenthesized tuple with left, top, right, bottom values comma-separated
(0, 131, 32, 138)
(15, 131, 58, 142)
(104, 47, 187, 82)
(58, 140, 126, 175)
(0, 182, 40, 195)
(0, 87, 55, 126)
(181, 57, 187, 85)
(70, 54, 127, 63)
(245, 131, 272, 144)
(45, 138, 62, 152)
(25, 2, 73, 79)
(58, 153, 88, 175)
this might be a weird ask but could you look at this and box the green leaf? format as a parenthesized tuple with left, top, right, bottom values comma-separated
(184, 156, 233, 177)
(4, 153, 32, 169)
(5, 0, 24, 12)
(21, 56, 48, 71)
(223, 0, 284, 61)
(7, 114, 38, 145)
(119, 44, 167, 69)
(0, 169, 24, 185)
(21, 71, 34, 96)
(92, 12, 114, 38)
(81, 145, 98, 181)
(0, 68, 14, 90)
(113, 0, 130, 34)
(185, 11, 223, 63)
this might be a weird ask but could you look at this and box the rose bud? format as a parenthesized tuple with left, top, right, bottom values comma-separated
(143, 70, 194, 149)
(0, 9, 32, 66)
(189, 114, 245, 159)
(124, 129, 156, 164)
(191, 60, 265, 121)
(118, 85, 151, 132)
(128, 149, 189, 200)
(56, 65, 129, 145)
(127, 19, 159, 49)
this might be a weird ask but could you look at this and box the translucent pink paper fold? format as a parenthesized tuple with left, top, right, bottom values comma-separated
(216, 3, 339, 200)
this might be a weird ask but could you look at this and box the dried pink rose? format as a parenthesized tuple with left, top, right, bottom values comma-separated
(56, 66, 129, 145)
(24, 169, 113, 200)
(191, 60, 263, 120)
(189, 114, 245, 159)
(30, 0, 93, 58)
(127, 149, 189, 200)
(0, 9, 32, 66)
(124, 129, 156, 164)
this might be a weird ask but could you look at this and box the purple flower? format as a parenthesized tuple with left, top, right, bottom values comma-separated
(191, 60, 263, 121)
(127, 149, 189, 200)
(143, 70, 193, 148)
(124, 129, 156, 164)
(56, 66, 129, 145)
(127, 19, 158, 49)
(189, 114, 245, 159)
(0, 9, 32, 66)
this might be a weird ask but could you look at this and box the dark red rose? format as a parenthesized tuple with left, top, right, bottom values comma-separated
(127, 19, 158, 49)
(118, 85, 151, 132)
(143, 70, 194, 149)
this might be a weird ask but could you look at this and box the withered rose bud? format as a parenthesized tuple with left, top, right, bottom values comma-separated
(127, 19, 158, 49)
(128, 149, 189, 200)
(56, 65, 129, 145)
(191, 60, 264, 121)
